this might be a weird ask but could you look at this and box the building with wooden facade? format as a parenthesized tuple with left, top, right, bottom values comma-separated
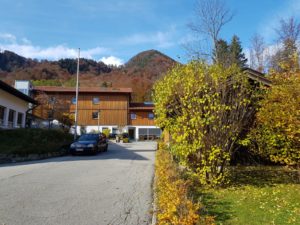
(32, 86, 161, 140)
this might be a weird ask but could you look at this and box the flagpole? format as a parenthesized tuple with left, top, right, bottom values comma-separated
(74, 48, 80, 140)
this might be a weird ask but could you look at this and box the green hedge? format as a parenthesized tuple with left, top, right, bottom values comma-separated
(0, 128, 73, 156)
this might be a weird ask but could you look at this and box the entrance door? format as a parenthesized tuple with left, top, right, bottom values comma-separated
(128, 128, 135, 140)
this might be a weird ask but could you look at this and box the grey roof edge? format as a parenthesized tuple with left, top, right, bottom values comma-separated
(0, 80, 38, 104)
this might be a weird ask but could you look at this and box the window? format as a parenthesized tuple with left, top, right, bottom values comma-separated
(71, 97, 76, 104)
(49, 96, 56, 104)
(18, 89, 28, 95)
(0, 105, 5, 125)
(130, 113, 136, 120)
(8, 109, 15, 128)
(112, 128, 118, 134)
(92, 111, 99, 119)
(17, 113, 23, 127)
(148, 113, 154, 120)
(92, 97, 100, 104)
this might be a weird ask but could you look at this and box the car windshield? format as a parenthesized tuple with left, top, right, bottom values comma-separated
(78, 134, 98, 141)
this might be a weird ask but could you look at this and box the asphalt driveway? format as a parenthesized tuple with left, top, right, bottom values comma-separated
(0, 141, 157, 225)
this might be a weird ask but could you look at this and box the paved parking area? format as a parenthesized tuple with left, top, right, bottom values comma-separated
(0, 141, 157, 225)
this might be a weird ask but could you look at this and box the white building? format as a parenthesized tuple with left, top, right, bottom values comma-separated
(0, 80, 37, 129)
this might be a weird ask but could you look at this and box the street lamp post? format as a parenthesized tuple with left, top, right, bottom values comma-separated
(97, 110, 100, 133)
(74, 48, 80, 140)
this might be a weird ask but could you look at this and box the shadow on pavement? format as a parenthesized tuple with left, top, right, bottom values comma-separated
(0, 141, 156, 168)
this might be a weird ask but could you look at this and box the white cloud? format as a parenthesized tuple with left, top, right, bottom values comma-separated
(122, 26, 177, 49)
(0, 33, 16, 43)
(100, 56, 124, 66)
(0, 34, 109, 60)
(21, 38, 31, 45)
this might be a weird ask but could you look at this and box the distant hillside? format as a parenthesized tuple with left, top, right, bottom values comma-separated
(0, 49, 177, 101)
(0, 50, 36, 72)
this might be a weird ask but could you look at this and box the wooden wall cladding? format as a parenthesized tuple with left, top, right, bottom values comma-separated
(129, 110, 155, 126)
(33, 92, 129, 125)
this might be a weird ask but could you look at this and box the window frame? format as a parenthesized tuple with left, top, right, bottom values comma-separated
(71, 97, 76, 105)
(92, 111, 99, 120)
(148, 113, 154, 120)
(92, 97, 100, 105)
(130, 113, 137, 120)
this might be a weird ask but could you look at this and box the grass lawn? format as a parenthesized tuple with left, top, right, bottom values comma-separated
(195, 166, 300, 225)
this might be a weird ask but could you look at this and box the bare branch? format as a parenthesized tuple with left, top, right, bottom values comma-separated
(191, 0, 234, 52)
(249, 33, 266, 72)
(275, 16, 300, 43)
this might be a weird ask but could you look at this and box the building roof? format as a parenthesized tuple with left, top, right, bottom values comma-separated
(33, 86, 133, 94)
(130, 102, 154, 110)
(243, 68, 272, 86)
(0, 80, 37, 104)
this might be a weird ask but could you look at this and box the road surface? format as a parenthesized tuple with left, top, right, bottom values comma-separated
(0, 141, 156, 225)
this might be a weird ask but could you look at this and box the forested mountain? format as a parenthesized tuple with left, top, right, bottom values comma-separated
(0, 49, 177, 101)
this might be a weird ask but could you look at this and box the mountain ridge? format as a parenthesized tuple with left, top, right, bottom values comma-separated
(0, 49, 177, 101)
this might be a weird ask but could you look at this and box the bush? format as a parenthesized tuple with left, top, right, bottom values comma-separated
(102, 128, 110, 138)
(122, 138, 129, 143)
(155, 142, 215, 225)
(0, 128, 73, 156)
(153, 62, 258, 186)
(246, 70, 300, 166)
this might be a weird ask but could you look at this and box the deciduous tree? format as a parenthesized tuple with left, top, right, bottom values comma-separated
(271, 17, 300, 71)
(189, 0, 234, 60)
(250, 33, 266, 72)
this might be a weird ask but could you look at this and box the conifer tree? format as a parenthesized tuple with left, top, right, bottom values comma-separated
(213, 39, 230, 67)
(229, 35, 248, 67)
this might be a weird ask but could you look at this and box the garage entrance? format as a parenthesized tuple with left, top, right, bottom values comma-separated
(138, 128, 161, 141)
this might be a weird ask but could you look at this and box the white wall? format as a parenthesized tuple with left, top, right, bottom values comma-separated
(73, 125, 120, 135)
(0, 89, 29, 128)
(72, 125, 161, 140)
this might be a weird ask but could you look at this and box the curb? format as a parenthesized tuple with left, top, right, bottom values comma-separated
(0, 151, 67, 164)
(151, 174, 157, 225)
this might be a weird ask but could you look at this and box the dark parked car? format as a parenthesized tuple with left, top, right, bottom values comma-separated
(109, 133, 117, 139)
(70, 133, 108, 155)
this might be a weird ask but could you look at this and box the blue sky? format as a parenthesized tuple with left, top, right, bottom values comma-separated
(0, 0, 299, 65)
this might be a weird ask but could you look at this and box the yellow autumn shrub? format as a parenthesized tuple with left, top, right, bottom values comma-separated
(153, 62, 257, 186)
(155, 142, 215, 225)
(247, 70, 300, 166)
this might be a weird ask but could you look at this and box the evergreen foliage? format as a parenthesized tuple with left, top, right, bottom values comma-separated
(229, 35, 248, 67)
(213, 39, 230, 67)
(213, 35, 247, 68)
